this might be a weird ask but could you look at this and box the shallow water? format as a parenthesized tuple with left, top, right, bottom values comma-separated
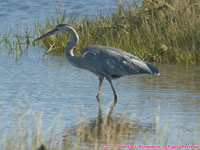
(0, 0, 200, 146)
(0, 49, 200, 144)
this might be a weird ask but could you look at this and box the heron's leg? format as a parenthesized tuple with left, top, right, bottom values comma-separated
(107, 78, 118, 105)
(96, 76, 104, 103)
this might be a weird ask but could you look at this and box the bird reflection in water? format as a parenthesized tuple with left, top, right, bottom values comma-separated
(63, 101, 155, 149)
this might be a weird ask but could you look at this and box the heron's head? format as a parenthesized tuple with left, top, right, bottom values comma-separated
(34, 24, 70, 41)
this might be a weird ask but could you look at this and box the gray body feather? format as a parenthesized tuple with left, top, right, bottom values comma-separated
(80, 45, 159, 79)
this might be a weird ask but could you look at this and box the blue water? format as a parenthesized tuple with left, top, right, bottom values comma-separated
(0, 0, 119, 32)
(0, 0, 200, 146)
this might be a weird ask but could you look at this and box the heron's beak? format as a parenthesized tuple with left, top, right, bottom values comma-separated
(33, 29, 56, 42)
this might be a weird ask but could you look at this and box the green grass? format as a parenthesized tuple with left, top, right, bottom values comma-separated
(35, 0, 200, 65)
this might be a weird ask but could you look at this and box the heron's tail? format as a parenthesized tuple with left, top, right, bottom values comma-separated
(146, 62, 160, 76)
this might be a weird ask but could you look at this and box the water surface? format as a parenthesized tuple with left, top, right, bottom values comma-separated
(0, 49, 199, 144)
(0, 0, 119, 32)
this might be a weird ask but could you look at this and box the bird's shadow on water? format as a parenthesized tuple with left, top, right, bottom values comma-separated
(62, 100, 156, 149)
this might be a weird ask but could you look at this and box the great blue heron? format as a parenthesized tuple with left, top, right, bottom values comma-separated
(34, 24, 159, 105)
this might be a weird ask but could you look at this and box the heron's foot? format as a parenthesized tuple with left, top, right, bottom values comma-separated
(107, 101, 116, 120)
(96, 94, 101, 103)
(114, 95, 118, 105)
(109, 96, 117, 116)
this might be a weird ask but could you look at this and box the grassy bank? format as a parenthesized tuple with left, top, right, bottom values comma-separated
(35, 0, 200, 65)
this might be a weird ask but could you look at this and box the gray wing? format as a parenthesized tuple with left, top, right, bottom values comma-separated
(80, 45, 159, 79)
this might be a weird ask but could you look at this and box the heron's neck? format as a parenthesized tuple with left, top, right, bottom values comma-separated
(64, 26, 79, 57)
(64, 27, 81, 66)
